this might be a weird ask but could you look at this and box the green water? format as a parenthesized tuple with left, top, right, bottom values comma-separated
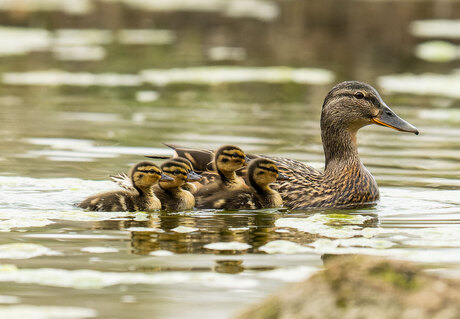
(0, 1, 459, 318)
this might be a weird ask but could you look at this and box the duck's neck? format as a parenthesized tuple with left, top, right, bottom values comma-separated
(218, 169, 238, 185)
(135, 185, 154, 198)
(321, 123, 361, 172)
(159, 184, 183, 195)
(249, 177, 281, 207)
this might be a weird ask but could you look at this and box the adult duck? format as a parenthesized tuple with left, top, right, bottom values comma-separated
(156, 81, 419, 209)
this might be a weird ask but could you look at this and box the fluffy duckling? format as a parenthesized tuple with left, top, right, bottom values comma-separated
(196, 158, 287, 209)
(195, 145, 249, 195)
(154, 160, 201, 211)
(78, 161, 172, 212)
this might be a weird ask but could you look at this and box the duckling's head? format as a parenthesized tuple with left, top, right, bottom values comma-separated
(130, 161, 172, 190)
(214, 145, 248, 174)
(247, 158, 285, 190)
(321, 81, 418, 135)
(160, 160, 200, 189)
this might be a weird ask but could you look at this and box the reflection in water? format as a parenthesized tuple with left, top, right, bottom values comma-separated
(90, 210, 379, 257)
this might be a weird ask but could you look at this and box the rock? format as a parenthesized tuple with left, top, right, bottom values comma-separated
(235, 255, 460, 319)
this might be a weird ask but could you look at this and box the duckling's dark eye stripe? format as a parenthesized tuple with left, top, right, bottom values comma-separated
(139, 169, 161, 174)
(259, 167, 278, 173)
(222, 152, 245, 159)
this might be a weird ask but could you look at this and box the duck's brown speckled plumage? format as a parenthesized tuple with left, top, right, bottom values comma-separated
(163, 81, 419, 210)
(78, 161, 167, 212)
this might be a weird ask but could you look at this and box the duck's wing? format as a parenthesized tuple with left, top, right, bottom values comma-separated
(162, 143, 214, 173)
(260, 156, 323, 208)
(110, 173, 137, 192)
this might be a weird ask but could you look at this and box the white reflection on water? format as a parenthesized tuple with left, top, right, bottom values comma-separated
(0, 264, 259, 289)
(2, 67, 334, 87)
(410, 19, 460, 39)
(0, 305, 96, 319)
(415, 41, 459, 63)
(0, 243, 60, 259)
(21, 137, 173, 162)
(101, 0, 279, 21)
(378, 71, 460, 99)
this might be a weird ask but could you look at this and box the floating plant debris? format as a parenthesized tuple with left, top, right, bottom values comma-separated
(258, 240, 311, 254)
(80, 247, 119, 254)
(204, 241, 252, 251)
(171, 226, 199, 233)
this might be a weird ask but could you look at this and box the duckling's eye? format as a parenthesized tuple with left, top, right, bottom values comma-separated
(354, 92, 364, 99)
(232, 153, 239, 158)
(173, 170, 181, 175)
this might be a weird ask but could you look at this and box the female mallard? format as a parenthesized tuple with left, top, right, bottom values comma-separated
(197, 158, 288, 209)
(154, 160, 201, 210)
(78, 161, 172, 212)
(161, 81, 419, 210)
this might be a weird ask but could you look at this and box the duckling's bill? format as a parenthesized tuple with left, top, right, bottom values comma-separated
(161, 173, 174, 181)
(187, 171, 202, 181)
(372, 104, 419, 135)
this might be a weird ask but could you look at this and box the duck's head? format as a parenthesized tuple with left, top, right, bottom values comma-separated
(247, 158, 288, 190)
(321, 81, 418, 135)
(214, 145, 248, 174)
(170, 157, 202, 182)
(160, 160, 200, 189)
(130, 161, 172, 190)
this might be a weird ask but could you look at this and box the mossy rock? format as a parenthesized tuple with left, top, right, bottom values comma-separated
(235, 255, 460, 319)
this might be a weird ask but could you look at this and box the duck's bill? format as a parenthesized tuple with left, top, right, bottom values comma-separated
(187, 171, 202, 181)
(277, 172, 290, 181)
(160, 173, 174, 181)
(372, 105, 419, 135)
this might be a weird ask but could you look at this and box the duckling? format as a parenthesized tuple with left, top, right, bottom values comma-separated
(165, 157, 200, 194)
(78, 161, 172, 212)
(195, 145, 249, 195)
(196, 158, 288, 209)
(154, 160, 201, 211)
(162, 81, 419, 209)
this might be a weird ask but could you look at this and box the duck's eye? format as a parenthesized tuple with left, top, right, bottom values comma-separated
(354, 92, 364, 99)
(173, 170, 181, 175)
(232, 153, 239, 158)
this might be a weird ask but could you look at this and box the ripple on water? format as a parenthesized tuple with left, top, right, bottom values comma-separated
(0, 243, 60, 259)
(0, 305, 97, 319)
(0, 264, 259, 289)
